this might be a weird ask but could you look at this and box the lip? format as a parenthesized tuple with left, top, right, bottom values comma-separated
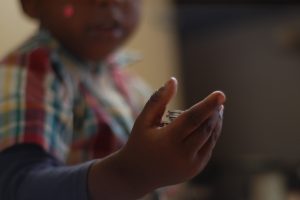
(87, 21, 123, 39)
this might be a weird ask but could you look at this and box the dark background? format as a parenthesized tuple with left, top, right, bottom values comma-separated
(172, 4, 300, 199)
(174, 0, 300, 4)
(174, 3, 300, 164)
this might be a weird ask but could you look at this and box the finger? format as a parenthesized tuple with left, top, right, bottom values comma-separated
(194, 137, 215, 174)
(188, 106, 224, 176)
(184, 108, 221, 157)
(210, 105, 224, 147)
(136, 77, 177, 127)
(197, 106, 224, 158)
(167, 91, 226, 139)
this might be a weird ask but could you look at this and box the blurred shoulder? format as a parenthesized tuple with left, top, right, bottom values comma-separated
(0, 30, 53, 70)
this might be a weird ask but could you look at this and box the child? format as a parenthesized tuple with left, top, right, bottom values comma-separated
(0, 0, 226, 199)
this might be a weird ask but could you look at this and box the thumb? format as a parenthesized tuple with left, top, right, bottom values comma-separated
(137, 77, 177, 127)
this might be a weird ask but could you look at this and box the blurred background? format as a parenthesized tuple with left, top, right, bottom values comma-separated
(1, 0, 300, 200)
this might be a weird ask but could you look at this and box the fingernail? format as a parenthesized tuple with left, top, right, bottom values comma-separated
(165, 77, 177, 87)
(215, 91, 226, 105)
(160, 77, 176, 92)
(218, 105, 224, 119)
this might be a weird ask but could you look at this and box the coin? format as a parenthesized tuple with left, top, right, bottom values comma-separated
(160, 110, 184, 127)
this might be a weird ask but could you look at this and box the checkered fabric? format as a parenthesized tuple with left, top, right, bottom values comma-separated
(0, 30, 151, 163)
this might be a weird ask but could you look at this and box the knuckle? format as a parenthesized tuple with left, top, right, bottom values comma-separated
(213, 124, 222, 142)
(205, 94, 220, 108)
(186, 111, 202, 127)
(177, 144, 193, 162)
(207, 99, 218, 109)
(205, 121, 214, 133)
(149, 90, 161, 103)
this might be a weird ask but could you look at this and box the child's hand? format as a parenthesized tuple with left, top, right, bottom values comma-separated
(119, 77, 226, 190)
(88, 77, 225, 200)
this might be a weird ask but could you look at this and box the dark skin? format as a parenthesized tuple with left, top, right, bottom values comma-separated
(88, 79, 226, 199)
(21, 0, 140, 61)
(20, 0, 226, 199)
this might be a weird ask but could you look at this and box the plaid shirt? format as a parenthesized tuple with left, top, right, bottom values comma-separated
(0, 30, 151, 163)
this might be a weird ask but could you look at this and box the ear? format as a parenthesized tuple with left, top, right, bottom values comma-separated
(20, 0, 39, 19)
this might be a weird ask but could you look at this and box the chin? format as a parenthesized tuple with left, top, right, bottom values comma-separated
(72, 37, 125, 61)
(83, 51, 115, 62)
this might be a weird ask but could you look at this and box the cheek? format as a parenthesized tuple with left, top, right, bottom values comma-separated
(63, 4, 75, 18)
(131, 0, 142, 21)
(123, 2, 141, 30)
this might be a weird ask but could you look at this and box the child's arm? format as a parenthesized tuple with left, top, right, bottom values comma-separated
(0, 144, 94, 200)
(88, 78, 226, 200)
(0, 78, 224, 200)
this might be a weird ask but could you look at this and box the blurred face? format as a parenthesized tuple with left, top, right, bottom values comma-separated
(34, 0, 141, 61)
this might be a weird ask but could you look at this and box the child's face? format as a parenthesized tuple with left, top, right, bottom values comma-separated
(34, 0, 141, 61)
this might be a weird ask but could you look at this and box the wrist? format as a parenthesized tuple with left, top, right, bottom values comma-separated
(88, 150, 155, 200)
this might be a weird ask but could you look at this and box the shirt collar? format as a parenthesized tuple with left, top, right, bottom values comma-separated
(36, 29, 142, 74)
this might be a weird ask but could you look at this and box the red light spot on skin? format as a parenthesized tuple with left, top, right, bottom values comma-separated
(63, 4, 74, 18)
